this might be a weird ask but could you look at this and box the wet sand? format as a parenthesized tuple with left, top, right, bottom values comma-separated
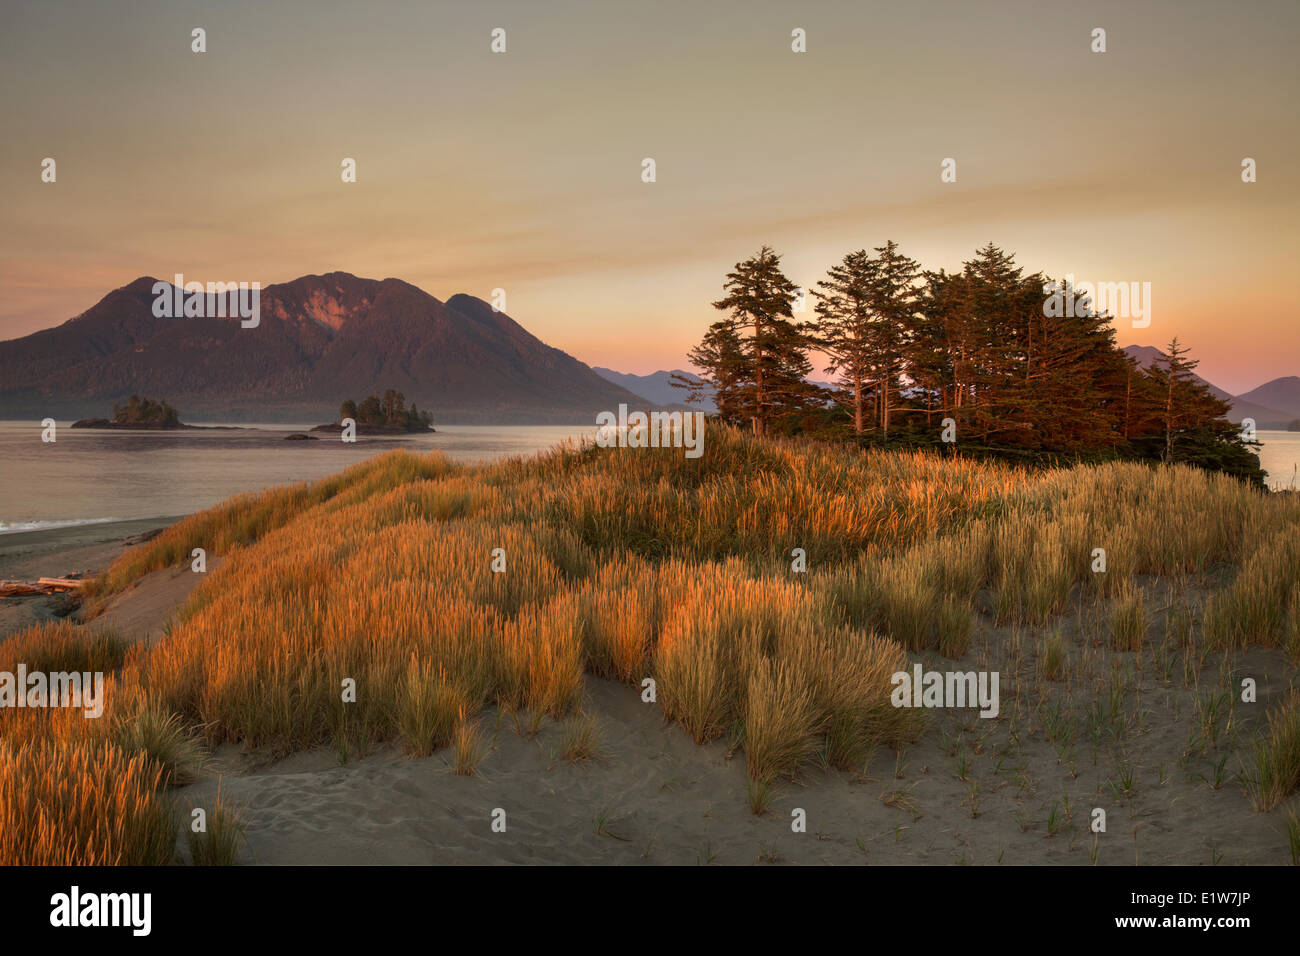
(0, 517, 183, 638)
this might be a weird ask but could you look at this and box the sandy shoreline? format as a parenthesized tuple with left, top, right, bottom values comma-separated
(0, 516, 183, 638)
(0, 516, 184, 580)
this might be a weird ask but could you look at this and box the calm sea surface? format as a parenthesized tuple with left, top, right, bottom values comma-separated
(1, 422, 1297, 532)
(1256, 429, 1300, 491)
(0, 421, 595, 531)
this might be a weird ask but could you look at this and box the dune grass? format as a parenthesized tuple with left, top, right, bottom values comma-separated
(1248, 692, 1300, 812)
(0, 620, 130, 675)
(185, 781, 245, 866)
(0, 739, 173, 865)
(6, 423, 1300, 862)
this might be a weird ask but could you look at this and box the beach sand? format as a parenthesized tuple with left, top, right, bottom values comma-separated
(173, 659, 1291, 866)
(0, 517, 182, 639)
(4, 521, 1294, 865)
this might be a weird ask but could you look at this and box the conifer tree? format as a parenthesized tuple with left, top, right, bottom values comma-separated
(812, 249, 876, 433)
(1147, 337, 1212, 462)
(812, 241, 920, 435)
(676, 317, 747, 424)
(679, 240, 1262, 484)
(701, 246, 815, 436)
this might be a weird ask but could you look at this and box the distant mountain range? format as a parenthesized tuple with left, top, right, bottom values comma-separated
(0, 273, 648, 424)
(591, 368, 711, 412)
(1121, 345, 1300, 428)
(592, 368, 843, 413)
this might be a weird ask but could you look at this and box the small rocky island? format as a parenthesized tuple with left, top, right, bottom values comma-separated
(71, 396, 238, 430)
(311, 390, 435, 436)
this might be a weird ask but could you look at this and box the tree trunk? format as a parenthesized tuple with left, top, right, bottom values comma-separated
(1123, 373, 1132, 440)
(752, 315, 765, 437)
(853, 373, 863, 434)
(881, 365, 890, 436)
(1165, 375, 1174, 462)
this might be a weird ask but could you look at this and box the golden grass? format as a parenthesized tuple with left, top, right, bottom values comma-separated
(113, 700, 204, 787)
(1248, 692, 1300, 812)
(0, 620, 129, 675)
(0, 740, 173, 865)
(397, 660, 467, 758)
(560, 711, 601, 762)
(1111, 584, 1148, 653)
(1204, 521, 1300, 653)
(453, 718, 488, 776)
(185, 781, 244, 866)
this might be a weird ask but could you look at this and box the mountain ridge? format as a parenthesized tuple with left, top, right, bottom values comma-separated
(0, 273, 648, 424)
(591, 367, 711, 412)
(1122, 345, 1296, 427)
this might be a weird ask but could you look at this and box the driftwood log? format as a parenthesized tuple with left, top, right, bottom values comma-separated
(0, 577, 88, 597)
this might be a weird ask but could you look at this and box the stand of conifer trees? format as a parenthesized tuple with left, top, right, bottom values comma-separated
(676, 244, 1264, 486)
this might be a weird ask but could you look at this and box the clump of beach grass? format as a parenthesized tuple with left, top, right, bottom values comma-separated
(1247, 692, 1300, 812)
(1039, 630, 1066, 682)
(113, 701, 204, 787)
(185, 781, 245, 865)
(453, 718, 489, 776)
(0, 740, 173, 865)
(397, 661, 466, 757)
(560, 711, 601, 763)
(1111, 585, 1148, 653)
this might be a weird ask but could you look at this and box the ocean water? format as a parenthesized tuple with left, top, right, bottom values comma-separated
(0, 421, 595, 530)
(1, 422, 1297, 532)
(1255, 429, 1300, 491)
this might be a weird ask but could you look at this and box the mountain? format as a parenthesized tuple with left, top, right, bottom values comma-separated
(1122, 345, 1233, 399)
(592, 367, 841, 412)
(0, 273, 649, 424)
(592, 367, 712, 411)
(1234, 377, 1300, 420)
(1122, 345, 1293, 428)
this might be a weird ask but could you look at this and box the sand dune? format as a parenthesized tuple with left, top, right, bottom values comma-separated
(4, 519, 1294, 865)
(177, 662, 1291, 866)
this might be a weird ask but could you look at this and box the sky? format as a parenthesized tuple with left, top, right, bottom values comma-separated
(1, 0, 1296, 395)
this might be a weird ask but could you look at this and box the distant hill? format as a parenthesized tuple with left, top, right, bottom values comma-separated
(1235, 376, 1300, 420)
(592, 367, 843, 412)
(592, 367, 712, 411)
(1122, 345, 1293, 428)
(0, 273, 648, 424)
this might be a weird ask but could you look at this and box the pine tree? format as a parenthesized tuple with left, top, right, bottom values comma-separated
(812, 241, 920, 435)
(1018, 276, 1129, 451)
(867, 241, 921, 434)
(357, 395, 382, 426)
(960, 243, 1025, 442)
(1148, 337, 1206, 462)
(676, 317, 747, 424)
(706, 246, 815, 436)
(812, 249, 876, 433)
